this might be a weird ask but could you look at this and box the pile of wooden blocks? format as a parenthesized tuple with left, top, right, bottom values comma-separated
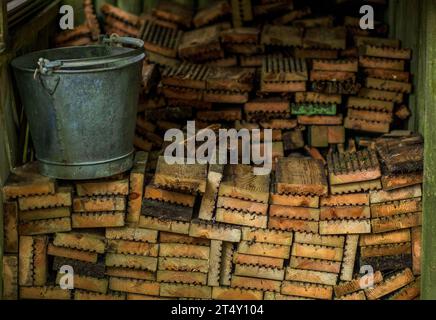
(110, 0, 414, 157)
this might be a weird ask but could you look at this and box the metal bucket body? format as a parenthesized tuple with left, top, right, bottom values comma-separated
(11, 38, 145, 180)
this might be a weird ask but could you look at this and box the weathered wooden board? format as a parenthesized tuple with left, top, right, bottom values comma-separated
(291, 243, 343, 262)
(75, 178, 129, 197)
(189, 220, 242, 242)
(157, 270, 208, 285)
(55, 273, 108, 294)
(199, 168, 224, 221)
(411, 227, 422, 275)
(241, 227, 293, 246)
(238, 241, 291, 259)
(235, 265, 285, 281)
(159, 232, 210, 246)
(320, 206, 370, 220)
(216, 208, 268, 228)
(106, 226, 158, 243)
(275, 157, 328, 196)
(231, 275, 281, 292)
(294, 232, 345, 248)
(381, 172, 423, 191)
(217, 196, 268, 215)
(370, 198, 421, 218)
(159, 243, 210, 260)
(19, 207, 71, 222)
(319, 220, 371, 235)
(19, 217, 72, 236)
(72, 212, 125, 229)
(53, 257, 106, 279)
(260, 25, 303, 47)
(334, 271, 383, 297)
(321, 193, 369, 206)
(212, 287, 263, 300)
(375, 135, 423, 174)
(144, 185, 196, 207)
(233, 253, 284, 269)
(142, 199, 194, 222)
(268, 217, 319, 233)
(327, 150, 381, 185)
(371, 212, 421, 233)
(158, 257, 209, 273)
(4, 201, 18, 253)
(3, 255, 18, 300)
(340, 235, 359, 281)
(270, 193, 319, 208)
(285, 268, 338, 286)
(370, 185, 422, 204)
(73, 196, 125, 213)
(19, 286, 71, 300)
(105, 267, 156, 281)
(281, 281, 333, 300)
(359, 229, 411, 246)
(107, 240, 159, 257)
(74, 290, 126, 300)
(153, 156, 207, 194)
(219, 164, 270, 203)
(160, 283, 212, 299)
(18, 187, 72, 211)
(365, 268, 414, 300)
(138, 216, 190, 235)
(269, 205, 320, 221)
(53, 232, 106, 254)
(109, 277, 160, 296)
(2, 162, 55, 199)
(289, 256, 341, 274)
(360, 254, 412, 272)
(47, 244, 98, 264)
(105, 253, 158, 272)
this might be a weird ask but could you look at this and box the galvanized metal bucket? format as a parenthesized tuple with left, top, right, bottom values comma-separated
(11, 36, 145, 180)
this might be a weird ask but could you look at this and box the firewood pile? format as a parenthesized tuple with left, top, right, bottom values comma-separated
(2, 0, 423, 300)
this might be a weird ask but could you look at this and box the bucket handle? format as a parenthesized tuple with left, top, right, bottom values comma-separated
(35, 36, 145, 75)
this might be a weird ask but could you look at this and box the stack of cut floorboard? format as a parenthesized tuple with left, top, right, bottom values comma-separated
(101, 3, 142, 37)
(345, 36, 412, 133)
(72, 176, 129, 229)
(284, 232, 345, 300)
(1, 141, 424, 300)
(216, 164, 270, 229)
(160, 61, 255, 111)
(268, 157, 326, 234)
(139, 156, 206, 232)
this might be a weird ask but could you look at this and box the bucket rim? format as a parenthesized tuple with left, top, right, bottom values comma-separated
(12, 51, 145, 74)
(11, 37, 145, 73)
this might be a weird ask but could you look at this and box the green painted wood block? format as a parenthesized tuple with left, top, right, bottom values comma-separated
(291, 103, 337, 116)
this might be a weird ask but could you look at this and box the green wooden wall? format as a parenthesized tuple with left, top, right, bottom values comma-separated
(388, 0, 436, 300)
(420, 0, 436, 301)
